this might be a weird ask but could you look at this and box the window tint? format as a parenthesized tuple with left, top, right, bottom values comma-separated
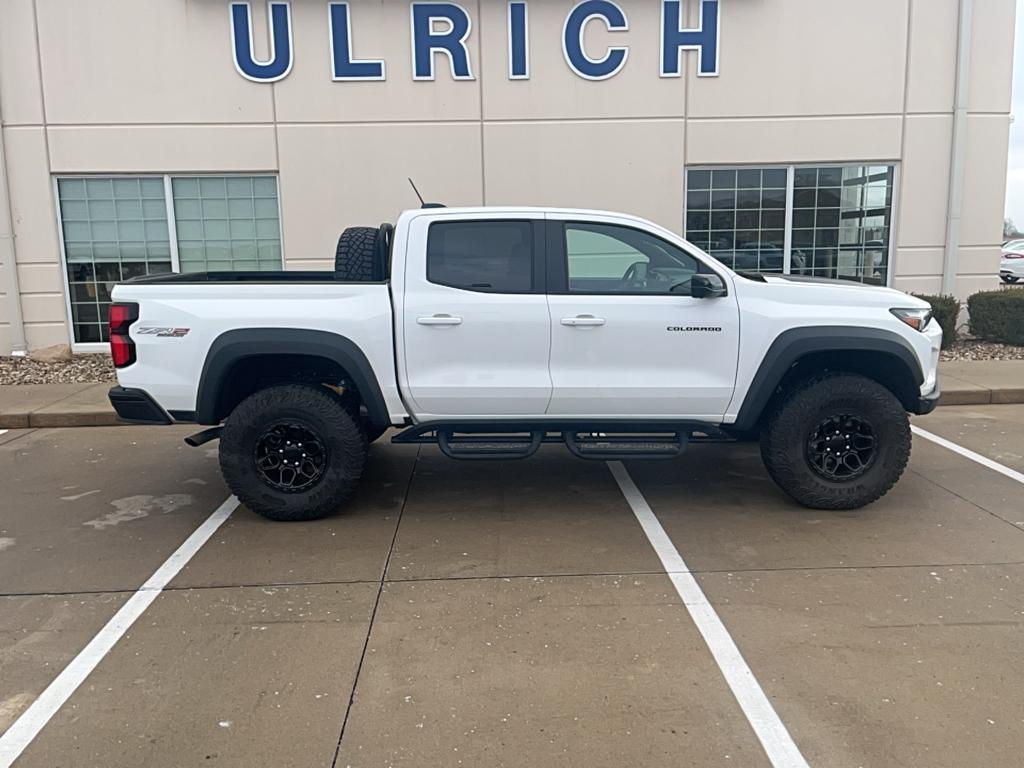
(565, 223, 701, 295)
(427, 221, 533, 292)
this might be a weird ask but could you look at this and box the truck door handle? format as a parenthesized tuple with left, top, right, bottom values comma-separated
(561, 315, 606, 327)
(417, 314, 463, 326)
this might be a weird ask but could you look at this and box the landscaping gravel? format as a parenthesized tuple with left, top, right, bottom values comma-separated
(0, 354, 116, 385)
(941, 340, 1024, 362)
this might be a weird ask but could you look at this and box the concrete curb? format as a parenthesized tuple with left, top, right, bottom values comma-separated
(1, 388, 1022, 430)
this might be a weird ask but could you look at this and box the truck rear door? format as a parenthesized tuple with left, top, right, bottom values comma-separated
(399, 213, 551, 418)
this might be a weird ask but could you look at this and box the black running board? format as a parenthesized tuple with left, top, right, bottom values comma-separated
(394, 420, 731, 461)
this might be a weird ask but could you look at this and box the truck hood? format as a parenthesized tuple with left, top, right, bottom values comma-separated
(735, 272, 930, 309)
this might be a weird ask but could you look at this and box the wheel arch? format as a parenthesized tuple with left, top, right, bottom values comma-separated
(732, 327, 925, 433)
(195, 328, 391, 429)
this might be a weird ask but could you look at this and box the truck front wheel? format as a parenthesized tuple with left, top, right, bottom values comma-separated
(760, 372, 911, 510)
(219, 384, 368, 521)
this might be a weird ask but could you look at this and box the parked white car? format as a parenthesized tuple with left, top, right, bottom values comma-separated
(107, 206, 942, 520)
(1001, 241, 1024, 283)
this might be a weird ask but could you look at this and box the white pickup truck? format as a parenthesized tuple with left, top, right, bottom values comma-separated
(108, 206, 942, 521)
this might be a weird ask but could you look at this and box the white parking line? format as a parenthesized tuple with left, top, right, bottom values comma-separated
(0, 495, 239, 767)
(608, 461, 810, 768)
(912, 425, 1024, 485)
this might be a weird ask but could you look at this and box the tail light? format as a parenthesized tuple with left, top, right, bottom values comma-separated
(1005, 252, 1024, 259)
(109, 302, 139, 368)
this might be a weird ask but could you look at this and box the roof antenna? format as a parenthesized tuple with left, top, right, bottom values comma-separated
(408, 178, 426, 207)
(408, 178, 446, 209)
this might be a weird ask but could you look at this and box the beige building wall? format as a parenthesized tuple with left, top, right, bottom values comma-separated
(0, 0, 1015, 353)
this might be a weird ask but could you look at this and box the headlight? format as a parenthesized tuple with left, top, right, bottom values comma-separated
(890, 307, 933, 331)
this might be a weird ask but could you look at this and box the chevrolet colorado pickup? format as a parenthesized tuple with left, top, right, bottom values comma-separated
(107, 206, 942, 521)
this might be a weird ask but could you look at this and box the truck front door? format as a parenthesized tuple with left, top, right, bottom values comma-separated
(400, 215, 551, 418)
(545, 216, 740, 420)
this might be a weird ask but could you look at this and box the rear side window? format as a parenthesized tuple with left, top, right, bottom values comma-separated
(427, 221, 533, 292)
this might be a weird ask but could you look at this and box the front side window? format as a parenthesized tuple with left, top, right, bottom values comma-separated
(427, 221, 534, 292)
(565, 222, 701, 294)
(57, 174, 283, 344)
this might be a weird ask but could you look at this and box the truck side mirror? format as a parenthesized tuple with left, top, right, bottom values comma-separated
(690, 274, 727, 299)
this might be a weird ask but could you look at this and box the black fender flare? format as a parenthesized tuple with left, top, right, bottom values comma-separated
(195, 328, 391, 429)
(732, 326, 925, 432)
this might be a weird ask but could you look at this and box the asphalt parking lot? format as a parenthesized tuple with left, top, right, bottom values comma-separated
(1, 406, 1023, 768)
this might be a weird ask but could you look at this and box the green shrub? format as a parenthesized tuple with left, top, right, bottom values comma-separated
(968, 290, 1024, 345)
(912, 293, 960, 349)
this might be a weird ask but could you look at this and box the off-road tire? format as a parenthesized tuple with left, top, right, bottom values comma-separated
(760, 372, 910, 510)
(335, 226, 385, 282)
(220, 384, 368, 521)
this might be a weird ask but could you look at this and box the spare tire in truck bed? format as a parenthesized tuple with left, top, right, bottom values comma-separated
(335, 225, 390, 281)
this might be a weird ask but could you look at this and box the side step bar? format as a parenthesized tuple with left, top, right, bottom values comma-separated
(563, 431, 687, 461)
(394, 420, 732, 461)
(438, 430, 544, 460)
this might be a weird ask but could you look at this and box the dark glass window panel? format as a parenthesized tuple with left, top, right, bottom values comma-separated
(686, 230, 710, 248)
(73, 303, 99, 323)
(761, 210, 785, 229)
(818, 167, 843, 186)
(710, 210, 736, 230)
(711, 190, 736, 209)
(427, 221, 533, 292)
(96, 282, 116, 303)
(711, 169, 737, 189)
(148, 262, 173, 274)
(735, 210, 760, 230)
(816, 209, 841, 228)
(71, 283, 95, 302)
(75, 323, 102, 343)
(761, 189, 786, 209)
(687, 189, 711, 210)
(686, 211, 710, 231)
(760, 230, 785, 248)
(120, 261, 148, 279)
(792, 229, 815, 248)
(792, 209, 816, 228)
(69, 263, 95, 281)
(737, 169, 762, 188)
(763, 169, 787, 188)
(815, 229, 839, 247)
(735, 230, 761, 245)
(94, 263, 122, 282)
(99, 303, 110, 323)
(817, 188, 841, 208)
(794, 188, 817, 208)
(710, 231, 736, 250)
(794, 168, 817, 188)
(687, 170, 711, 190)
(736, 189, 762, 209)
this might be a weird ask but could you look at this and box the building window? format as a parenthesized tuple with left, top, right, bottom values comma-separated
(57, 175, 282, 344)
(172, 177, 282, 272)
(685, 164, 895, 285)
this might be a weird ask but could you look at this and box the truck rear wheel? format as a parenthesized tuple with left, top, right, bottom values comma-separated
(760, 372, 910, 510)
(219, 384, 368, 521)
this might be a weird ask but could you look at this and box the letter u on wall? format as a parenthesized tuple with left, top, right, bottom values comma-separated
(231, 1, 294, 83)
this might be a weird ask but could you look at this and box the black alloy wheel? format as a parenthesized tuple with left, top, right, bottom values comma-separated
(254, 421, 328, 492)
(805, 414, 877, 482)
